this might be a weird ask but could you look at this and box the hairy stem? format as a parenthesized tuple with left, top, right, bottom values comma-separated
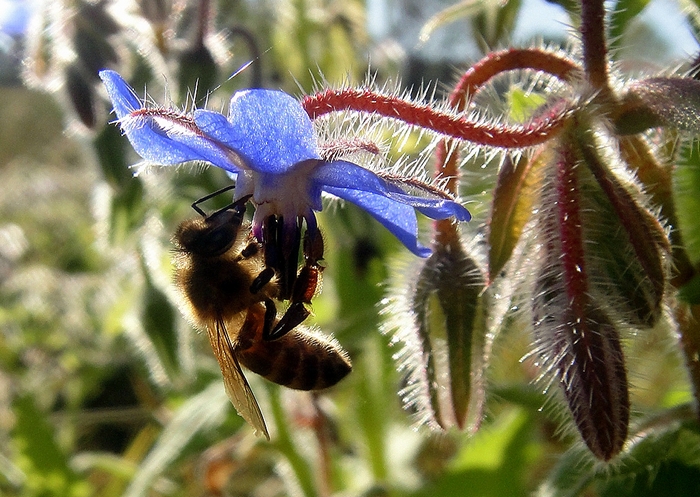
(580, 0, 612, 95)
(431, 48, 581, 248)
(449, 47, 582, 109)
(302, 88, 572, 148)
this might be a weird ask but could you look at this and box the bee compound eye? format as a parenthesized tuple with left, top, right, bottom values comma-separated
(192, 207, 246, 257)
(199, 223, 237, 257)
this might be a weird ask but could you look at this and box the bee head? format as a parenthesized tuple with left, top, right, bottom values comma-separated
(175, 206, 246, 258)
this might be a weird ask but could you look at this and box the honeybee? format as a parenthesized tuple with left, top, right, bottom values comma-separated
(172, 197, 352, 439)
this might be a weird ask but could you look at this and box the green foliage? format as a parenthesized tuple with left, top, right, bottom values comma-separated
(1, 1, 698, 496)
(11, 396, 90, 497)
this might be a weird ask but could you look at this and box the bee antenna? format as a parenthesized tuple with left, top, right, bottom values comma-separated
(191, 186, 256, 219)
(191, 184, 239, 217)
(208, 193, 253, 220)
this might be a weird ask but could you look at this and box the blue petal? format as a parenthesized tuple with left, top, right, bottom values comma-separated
(99, 70, 240, 172)
(323, 186, 432, 257)
(314, 160, 471, 220)
(385, 192, 471, 221)
(194, 90, 320, 174)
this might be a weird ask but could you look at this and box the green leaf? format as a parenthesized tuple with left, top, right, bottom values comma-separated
(678, 273, 700, 304)
(675, 143, 700, 265)
(488, 151, 547, 282)
(418, 0, 484, 44)
(94, 122, 132, 190)
(472, 0, 522, 50)
(140, 278, 179, 378)
(177, 44, 218, 104)
(507, 87, 547, 122)
(683, 0, 700, 43)
(411, 244, 488, 431)
(578, 134, 668, 327)
(537, 406, 700, 497)
(411, 409, 535, 497)
(11, 395, 90, 497)
(610, 0, 651, 51)
(123, 383, 230, 497)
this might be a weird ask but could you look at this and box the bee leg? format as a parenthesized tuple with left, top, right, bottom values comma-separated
(250, 267, 275, 294)
(264, 228, 324, 341)
(240, 240, 260, 259)
(265, 265, 319, 341)
(266, 302, 311, 340)
(192, 186, 252, 219)
(262, 298, 279, 341)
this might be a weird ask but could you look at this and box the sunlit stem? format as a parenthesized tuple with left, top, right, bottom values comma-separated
(302, 88, 572, 148)
(356, 336, 389, 482)
(310, 394, 333, 497)
(196, 0, 212, 49)
(580, 0, 612, 97)
(449, 48, 582, 110)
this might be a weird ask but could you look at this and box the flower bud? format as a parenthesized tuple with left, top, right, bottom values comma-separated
(66, 64, 96, 128)
(385, 241, 489, 432)
(531, 135, 631, 460)
(178, 44, 217, 103)
(73, 5, 119, 78)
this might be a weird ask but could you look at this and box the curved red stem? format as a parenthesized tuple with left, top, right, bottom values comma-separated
(449, 47, 582, 110)
(303, 88, 573, 149)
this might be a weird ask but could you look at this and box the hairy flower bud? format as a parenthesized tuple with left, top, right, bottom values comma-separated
(531, 135, 633, 460)
(66, 64, 96, 128)
(384, 241, 490, 432)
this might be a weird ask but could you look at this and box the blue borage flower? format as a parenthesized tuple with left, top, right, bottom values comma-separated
(98, 70, 470, 258)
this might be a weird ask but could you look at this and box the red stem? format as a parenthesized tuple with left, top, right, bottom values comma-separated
(433, 47, 582, 188)
(196, 0, 211, 48)
(430, 48, 581, 246)
(303, 88, 572, 149)
(580, 0, 611, 94)
(449, 47, 582, 110)
(556, 141, 589, 315)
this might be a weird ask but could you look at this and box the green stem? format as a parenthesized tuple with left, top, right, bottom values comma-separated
(269, 387, 317, 497)
(356, 336, 389, 482)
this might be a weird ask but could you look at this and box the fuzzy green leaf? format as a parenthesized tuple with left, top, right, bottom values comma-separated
(123, 383, 230, 497)
(11, 396, 89, 497)
(609, 0, 651, 51)
(537, 406, 700, 497)
(488, 151, 546, 282)
(418, 0, 484, 44)
(675, 142, 700, 265)
(507, 87, 547, 122)
(140, 279, 179, 378)
(578, 135, 668, 327)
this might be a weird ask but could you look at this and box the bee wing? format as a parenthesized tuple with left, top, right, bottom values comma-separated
(207, 318, 270, 440)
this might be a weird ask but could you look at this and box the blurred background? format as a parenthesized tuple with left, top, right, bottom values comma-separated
(1, 1, 699, 496)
